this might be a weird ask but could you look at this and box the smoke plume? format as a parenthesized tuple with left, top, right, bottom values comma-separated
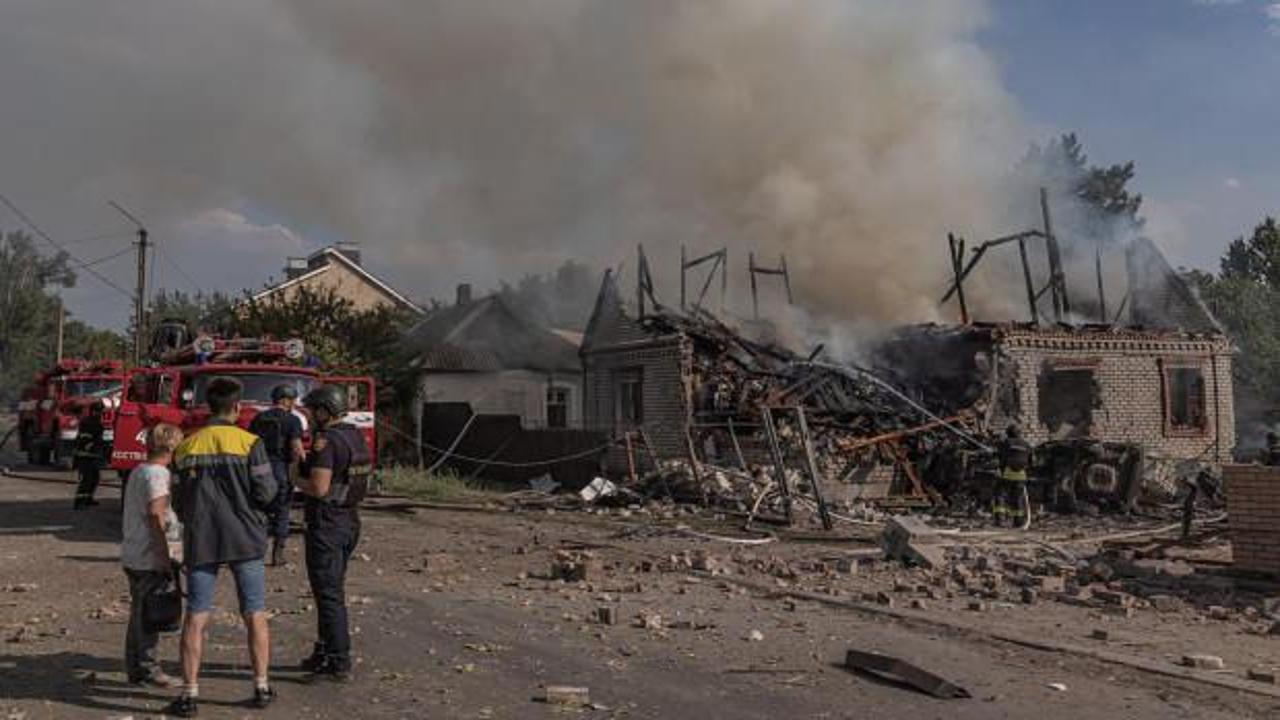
(0, 0, 1033, 327)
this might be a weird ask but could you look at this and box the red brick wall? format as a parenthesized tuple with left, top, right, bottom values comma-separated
(1224, 464, 1280, 576)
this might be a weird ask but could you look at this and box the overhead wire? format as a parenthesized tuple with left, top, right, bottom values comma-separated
(157, 244, 204, 294)
(81, 245, 135, 268)
(0, 192, 135, 300)
(148, 232, 158, 312)
(62, 230, 137, 247)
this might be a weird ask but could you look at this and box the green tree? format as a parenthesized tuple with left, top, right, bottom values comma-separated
(1190, 217, 1280, 437)
(62, 320, 127, 361)
(231, 285, 414, 380)
(144, 289, 236, 336)
(1220, 217, 1280, 289)
(0, 231, 78, 403)
(1017, 132, 1144, 227)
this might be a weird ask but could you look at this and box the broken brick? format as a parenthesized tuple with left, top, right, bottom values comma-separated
(1181, 654, 1225, 671)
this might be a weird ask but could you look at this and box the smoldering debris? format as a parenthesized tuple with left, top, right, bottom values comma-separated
(586, 309, 1229, 532)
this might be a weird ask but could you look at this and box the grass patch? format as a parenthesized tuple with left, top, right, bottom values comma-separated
(375, 466, 492, 502)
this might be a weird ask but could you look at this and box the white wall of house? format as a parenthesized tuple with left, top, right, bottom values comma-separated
(419, 370, 583, 429)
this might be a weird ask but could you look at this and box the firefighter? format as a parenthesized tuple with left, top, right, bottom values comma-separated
(1267, 432, 1280, 467)
(295, 384, 371, 681)
(248, 384, 305, 566)
(993, 424, 1032, 529)
(72, 401, 107, 509)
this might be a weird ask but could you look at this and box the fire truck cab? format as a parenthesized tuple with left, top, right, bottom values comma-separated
(109, 336, 376, 474)
(17, 360, 125, 467)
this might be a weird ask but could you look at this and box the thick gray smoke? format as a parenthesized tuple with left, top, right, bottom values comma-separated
(0, 0, 1032, 328)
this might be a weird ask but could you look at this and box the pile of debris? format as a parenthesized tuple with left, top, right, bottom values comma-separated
(633, 309, 992, 524)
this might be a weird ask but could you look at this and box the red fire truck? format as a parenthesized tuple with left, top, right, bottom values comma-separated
(109, 336, 376, 474)
(17, 360, 126, 467)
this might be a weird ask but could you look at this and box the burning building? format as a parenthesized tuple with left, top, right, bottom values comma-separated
(580, 235, 1235, 515)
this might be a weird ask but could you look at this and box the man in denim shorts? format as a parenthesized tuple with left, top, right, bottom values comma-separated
(167, 377, 279, 717)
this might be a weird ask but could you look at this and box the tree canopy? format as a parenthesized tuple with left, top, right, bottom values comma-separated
(0, 230, 127, 404)
(1190, 217, 1280, 438)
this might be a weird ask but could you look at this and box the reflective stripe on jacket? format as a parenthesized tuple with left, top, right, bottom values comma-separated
(173, 419, 277, 567)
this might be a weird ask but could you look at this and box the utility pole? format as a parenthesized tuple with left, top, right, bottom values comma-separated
(55, 296, 64, 363)
(109, 201, 148, 364)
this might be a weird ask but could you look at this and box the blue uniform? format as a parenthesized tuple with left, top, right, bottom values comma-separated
(248, 407, 304, 542)
(304, 423, 369, 672)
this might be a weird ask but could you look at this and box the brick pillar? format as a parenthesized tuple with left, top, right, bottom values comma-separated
(1224, 464, 1280, 576)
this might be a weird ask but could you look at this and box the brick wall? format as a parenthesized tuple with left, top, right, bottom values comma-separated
(1224, 464, 1280, 576)
(583, 334, 692, 474)
(991, 330, 1234, 462)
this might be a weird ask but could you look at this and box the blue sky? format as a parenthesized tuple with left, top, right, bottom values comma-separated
(982, 0, 1280, 270)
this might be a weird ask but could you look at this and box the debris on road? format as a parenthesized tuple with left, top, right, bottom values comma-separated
(844, 649, 971, 699)
(1181, 654, 1226, 671)
(541, 686, 590, 706)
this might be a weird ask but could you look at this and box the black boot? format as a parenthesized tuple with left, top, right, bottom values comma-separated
(270, 539, 286, 567)
(299, 642, 327, 672)
(306, 656, 351, 683)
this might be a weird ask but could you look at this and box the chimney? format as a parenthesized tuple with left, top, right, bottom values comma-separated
(456, 283, 473, 306)
(284, 257, 308, 280)
(335, 241, 362, 266)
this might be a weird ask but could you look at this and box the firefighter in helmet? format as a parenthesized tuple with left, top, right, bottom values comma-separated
(294, 384, 372, 681)
(248, 384, 305, 566)
(993, 423, 1032, 529)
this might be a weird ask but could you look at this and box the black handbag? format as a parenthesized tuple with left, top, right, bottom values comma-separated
(142, 568, 183, 634)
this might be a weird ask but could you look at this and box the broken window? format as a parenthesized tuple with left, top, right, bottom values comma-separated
(1163, 363, 1207, 435)
(615, 369, 644, 426)
(1037, 365, 1097, 437)
(546, 386, 569, 429)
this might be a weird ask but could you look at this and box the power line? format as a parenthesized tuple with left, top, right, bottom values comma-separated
(0, 192, 134, 299)
(157, 244, 204, 294)
(62, 230, 136, 247)
(148, 234, 158, 311)
(81, 245, 135, 268)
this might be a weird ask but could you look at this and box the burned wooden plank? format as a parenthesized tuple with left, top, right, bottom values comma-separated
(844, 649, 970, 699)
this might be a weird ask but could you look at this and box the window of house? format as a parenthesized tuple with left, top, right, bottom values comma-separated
(616, 369, 644, 426)
(546, 386, 570, 429)
(1037, 365, 1097, 437)
(1163, 363, 1207, 435)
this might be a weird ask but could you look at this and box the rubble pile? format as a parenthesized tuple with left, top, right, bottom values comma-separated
(635, 309, 989, 518)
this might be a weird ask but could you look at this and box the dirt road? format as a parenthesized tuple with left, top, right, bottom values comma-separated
(1, 465, 1276, 719)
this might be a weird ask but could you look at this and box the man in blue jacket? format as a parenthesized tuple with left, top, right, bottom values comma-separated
(166, 377, 278, 717)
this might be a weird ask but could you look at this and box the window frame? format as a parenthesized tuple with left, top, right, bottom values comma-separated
(614, 368, 644, 428)
(545, 384, 571, 429)
(1160, 357, 1210, 438)
(1036, 358, 1101, 437)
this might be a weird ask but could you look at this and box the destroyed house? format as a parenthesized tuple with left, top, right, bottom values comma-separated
(580, 271, 693, 463)
(874, 324, 1235, 464)
(581, 260, 1235, 512)
(403, 285, 584, 430)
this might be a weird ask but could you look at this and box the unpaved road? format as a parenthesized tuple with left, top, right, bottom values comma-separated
(1, 465, 1277, 719)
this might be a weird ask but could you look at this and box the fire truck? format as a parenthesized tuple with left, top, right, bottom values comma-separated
(17, 360, 126, 467)
(109, 334, 376, 474)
